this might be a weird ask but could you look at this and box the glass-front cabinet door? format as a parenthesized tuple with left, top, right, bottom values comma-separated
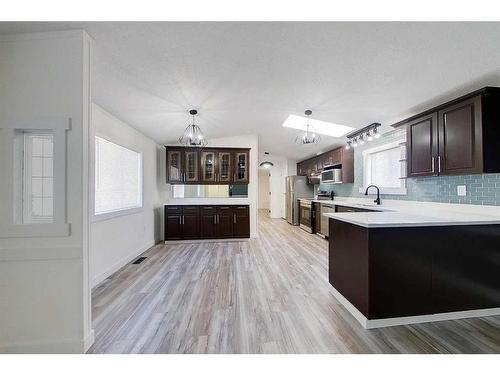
(201, 151, 216, 183)
(234, 151, 249, 183)
(184, 150, 199, 183)
(217, 151, 233, 183)
(167, 149, 183, 183)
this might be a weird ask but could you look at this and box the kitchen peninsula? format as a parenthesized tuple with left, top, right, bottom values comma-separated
(324, 200, 500, 328)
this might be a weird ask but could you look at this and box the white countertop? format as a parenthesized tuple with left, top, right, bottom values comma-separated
(164, 198, 250, 206)
(298, 197, 500, 228)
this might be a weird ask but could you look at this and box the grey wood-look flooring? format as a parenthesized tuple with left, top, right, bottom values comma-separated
(88, 210, 500, 353)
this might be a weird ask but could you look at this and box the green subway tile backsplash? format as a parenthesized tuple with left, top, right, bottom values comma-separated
(317, 129, 500, 206)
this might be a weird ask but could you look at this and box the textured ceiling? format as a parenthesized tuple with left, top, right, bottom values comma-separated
(1, 22, 500, 159)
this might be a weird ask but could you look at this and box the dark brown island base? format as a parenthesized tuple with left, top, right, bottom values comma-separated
(328, 218, 500, 328)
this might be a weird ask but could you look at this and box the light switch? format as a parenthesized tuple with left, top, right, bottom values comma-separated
(457, 185, 467, 196)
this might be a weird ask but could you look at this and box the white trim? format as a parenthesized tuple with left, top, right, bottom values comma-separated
(0, 118, 70, 238)
(91, 241, 155, 287)
(92, 207, 144, 223)
(0, 245, 81, 262)
(330, 285, 500, 329)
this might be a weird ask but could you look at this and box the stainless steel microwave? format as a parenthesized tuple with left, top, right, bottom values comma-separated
(321, 166, 342, 184)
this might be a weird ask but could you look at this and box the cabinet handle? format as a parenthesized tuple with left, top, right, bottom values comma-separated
(179, 216, 182, 225)
(214, 215, 217, 224)
(233, 214, 236, 224)
(183, 215, 185, 225)
(217, 214, 219, 224)
(438, 156, 441, 173)
(432, 157, 435, 173)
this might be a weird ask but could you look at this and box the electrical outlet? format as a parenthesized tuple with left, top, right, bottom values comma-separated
(457, 185, 467, 196)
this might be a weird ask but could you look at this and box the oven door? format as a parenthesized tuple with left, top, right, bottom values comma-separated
(299, 201, 312, 233)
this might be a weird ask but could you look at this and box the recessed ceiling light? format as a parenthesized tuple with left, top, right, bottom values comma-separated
(282, 114, 355, 138)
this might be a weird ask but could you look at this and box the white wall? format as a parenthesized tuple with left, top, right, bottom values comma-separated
(161, 134, 259, 238)
(0, 31, 93, 353)
(258, 169, 270, 209)
(89, 104, 160, 287)
(258, 153, 297, 219)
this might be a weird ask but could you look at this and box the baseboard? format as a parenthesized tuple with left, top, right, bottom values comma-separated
(91, 241, 155, 287)
(0, 329, 95, 354)
(165, 238, 250, 244)
(84, 329, 95, 353)
(330, 286, 500, 329)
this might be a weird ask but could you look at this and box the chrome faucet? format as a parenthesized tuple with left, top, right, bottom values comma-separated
(365, 185, 381, 205)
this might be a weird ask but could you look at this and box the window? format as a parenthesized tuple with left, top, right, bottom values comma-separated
(22, 133, 54, 223)
(95, 136, 143, 216)
(361, 140, 407, 195)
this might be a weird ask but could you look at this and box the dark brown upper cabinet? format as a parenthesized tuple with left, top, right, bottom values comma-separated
(200, 150, 217, 183)
(165, 147, 250, 185)
(438, 96, 482, 175)
(184, 150, 200, 183)
(296, 146, 354, 183)
(407, 113, 439, 177)
(217, 151, 233, 183)
(401, 87, 500, 177)
(166, 149, 184, 183)
(234, 150, 249, 184)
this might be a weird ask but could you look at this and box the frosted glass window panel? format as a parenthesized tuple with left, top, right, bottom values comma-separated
(369, 147, 401, 188)
(95, 136, 143, 215)
(23, 133, 54, 223)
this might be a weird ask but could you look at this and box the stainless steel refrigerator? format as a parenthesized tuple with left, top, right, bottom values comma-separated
(285, 176, 314, 225)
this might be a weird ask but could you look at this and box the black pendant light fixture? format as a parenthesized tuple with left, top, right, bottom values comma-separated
(179, 109, 208, 147)
(295, 110, 321, 145)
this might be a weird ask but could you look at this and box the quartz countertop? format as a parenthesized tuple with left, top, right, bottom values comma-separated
(297, 197, 500, 228)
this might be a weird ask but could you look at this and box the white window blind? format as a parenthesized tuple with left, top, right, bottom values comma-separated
(95, 136, 142, 215)
(369, 147, 401, 188)
(361, 139, 407, 195)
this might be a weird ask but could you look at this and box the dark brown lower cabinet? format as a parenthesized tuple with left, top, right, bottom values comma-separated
(233, 206, 250, 238)
(165, 206, 199, 240)
(329, 219, 500, 319)
(165, 204, 250, 240)
(200, 206, 217, 239)
(216, 206, 234, 238)
(181, 206, 200, 240)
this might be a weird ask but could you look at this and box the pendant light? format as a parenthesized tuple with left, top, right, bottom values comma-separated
(179, 109, 208, 147)
(295, 110, 321, 145)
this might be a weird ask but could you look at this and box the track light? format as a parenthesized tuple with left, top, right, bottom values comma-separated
(345, 122, 381, 149)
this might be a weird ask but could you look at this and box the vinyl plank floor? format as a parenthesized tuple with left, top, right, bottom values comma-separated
(88, 210, 500, 353)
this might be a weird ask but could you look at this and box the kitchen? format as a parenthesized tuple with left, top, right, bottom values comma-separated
(289, 87, 500, 329)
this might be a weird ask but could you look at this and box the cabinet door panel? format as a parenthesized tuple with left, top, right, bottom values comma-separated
(165, 210, 182, 240)
(233, 206, 250, 238)
(407, 113, 438, 177)
(234, 151, 249, 183)
(438, 97, 483, 175)
(200, 213, 217, 239)
(201, 151, 217, 183)
(217, 151, 233, 183)
(184, 151, 199, 183)
(216, 206, 234, 238)
(182, 214, 199, 239)
(166, 150, 183, 183)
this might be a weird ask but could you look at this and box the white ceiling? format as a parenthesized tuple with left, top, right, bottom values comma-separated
(1, 22, 500, 160)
